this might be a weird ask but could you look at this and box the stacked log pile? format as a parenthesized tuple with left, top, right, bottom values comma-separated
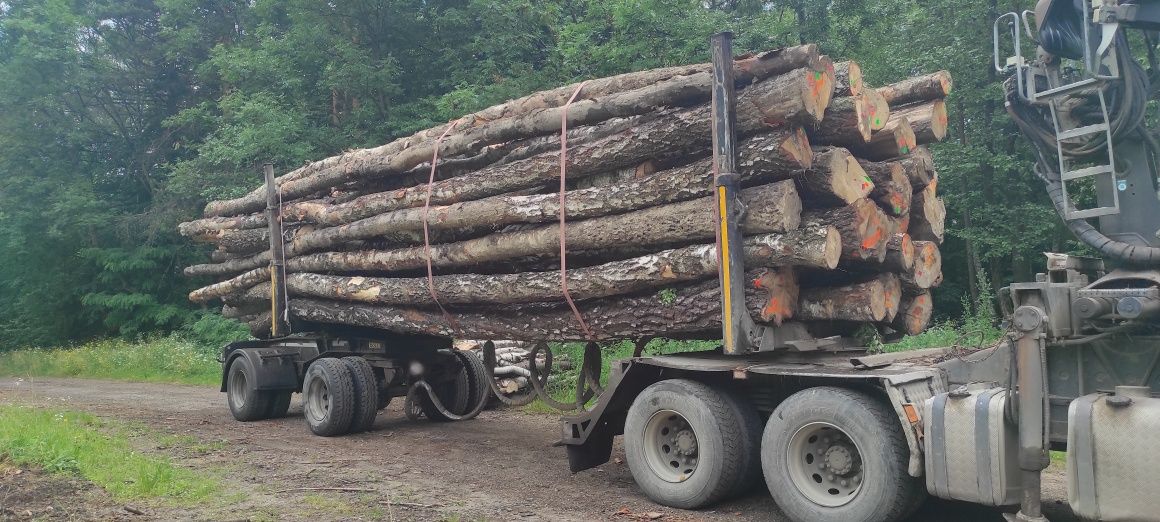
(182, 45, 951, 343)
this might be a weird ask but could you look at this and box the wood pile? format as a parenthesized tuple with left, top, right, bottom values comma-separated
(183, 45, 950, 342)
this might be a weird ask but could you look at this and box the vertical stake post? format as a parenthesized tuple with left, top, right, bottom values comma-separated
(710, 32, 754, 355)
(264, 163, 290, 337)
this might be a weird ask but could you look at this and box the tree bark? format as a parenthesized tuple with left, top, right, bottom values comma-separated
(833, 61, 863, 97)
(796, 147, 872, 206)
(900, 240, 943, 293)
(204, 61, 829, 218)
(802, 199, 891, 263)
(798, 274, 893, 322)
(909, 183, 946, 243)
(890, 291, 933, 336)
(888, 100, 947, 144)
(884, 233, 915, 272)
(852, 117, 916, 161)
(808, 95, 871, 147)
(876, 70, 953, 106)
(897, 145, 935, 190)
(857, 159, 912, 216)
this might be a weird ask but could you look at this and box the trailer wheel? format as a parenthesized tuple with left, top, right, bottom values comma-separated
(624, 379, 749, 509)
(266, 391, 292, 419)
(342, 357, 379, 433)
(226, 356, 273, 422)
(720, 388, 763, 497)
(302, 358, 356, 436)
(761, 386, 923, 522)
(420, 357, 471, 421)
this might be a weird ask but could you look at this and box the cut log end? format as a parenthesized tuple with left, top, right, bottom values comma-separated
(783, 127, 814, 170)
(864, 88, 890, 131)
(890, 291, 933, 336)
(855, 117, 917, 161)
(834, 61, 863, 97)
(904, 240, 943, 292)
(885, 233, 915, 272)
(753, 268, 800, 325)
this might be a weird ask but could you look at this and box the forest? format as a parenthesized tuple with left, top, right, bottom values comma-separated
(0, 0, 1068, 349)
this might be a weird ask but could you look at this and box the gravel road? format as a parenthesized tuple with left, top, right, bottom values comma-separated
(0, 377, 1077, 521)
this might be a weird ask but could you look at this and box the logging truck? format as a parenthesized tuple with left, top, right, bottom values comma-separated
(206, 6, 1160, 521)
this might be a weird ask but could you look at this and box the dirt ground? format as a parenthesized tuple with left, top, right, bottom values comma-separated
(0, 377, 1077, 521)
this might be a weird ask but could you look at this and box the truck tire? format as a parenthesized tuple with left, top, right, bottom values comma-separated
(760, 386, 924, 522)
(458, 350, 490, 416)
(421, 357, 470, 421)
(266, 391, 293, 419)
(720, 387, 763, 497)
(226, 355, 273, 422)
(624, 379, 749, 509)
(342, 357, 379, 433)
(302, 358, 356, 437)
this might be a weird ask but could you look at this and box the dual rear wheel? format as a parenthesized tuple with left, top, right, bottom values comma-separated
(623, 381, 924, 522)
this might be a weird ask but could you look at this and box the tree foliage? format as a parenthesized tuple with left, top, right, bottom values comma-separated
(0, 0, 1078, 347)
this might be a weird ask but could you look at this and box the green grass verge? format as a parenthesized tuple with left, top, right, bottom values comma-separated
(0, 405, 219, 503)
(0, 337, 220, 386)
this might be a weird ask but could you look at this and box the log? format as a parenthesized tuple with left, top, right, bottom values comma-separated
(752, 268, 799, 325)
(876, 70, 953, 106)
(808, 95, 871, 147)
(864, 87, 891, 131)
(203, 57, 829, 218)
(881, 273, 903, 322)
(189, 181, 803, 301)
(178, 214, 269, 240)
(890, 291, 934, 336)
(901, 240, 943, 293)
(814, 55, 837, 112)
(884, 233, 915, 272)
(852, 117, 916, 161)
(857, 159, 912, 216)
(281, 70, 826, 227)
(802, 199, 891, 263)
(887, 100, 947, 143)
(798, 275, 892, 322)
(909, 184, 946, 244)
(896, 145, 934, 190)
(182, 129, 812, 278)
(797, 147, 873, 206)
(833, 61, 863, 97)
(275, 230, 834, 308)
(893, 214, 910, 234)
(284, 278, 779, 341)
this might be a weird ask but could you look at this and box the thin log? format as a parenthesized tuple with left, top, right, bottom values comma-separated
(890, 291, 934, 336)
(901, 240, 943, 293)
(909, 184, 946, 244)
(888, 100, 947, 144)
(876, 70, 953, 106)
(189, 182, 803, 301)
(864, 87, 891, 131)
(896, 145, 934, 190)
(857, 159, 912, 216)
(276, 231, 833, 307)
(797, 147, 872, 206)
(203, 57, 829, 218)
(178, 214, 269, 240)
(833, 61, 863, 97)
(808, 95, 871, 147)
(852, 117, 916, 161)
(802, 199, 890, 263)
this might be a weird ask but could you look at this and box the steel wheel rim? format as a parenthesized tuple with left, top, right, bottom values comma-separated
(642, 409, 699, 483)
(305, 374, 331, 423)
(228, 367, 247, 408)
(787, 421, 865, 507)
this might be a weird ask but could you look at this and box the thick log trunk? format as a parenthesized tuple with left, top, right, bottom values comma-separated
(204, 61, 829, 218)
(852, 117, 916, 161)
(284, 278, 775, 341)
(881, 273, 903, 322)
(900, 240, 942, 293)
(888, 100, 947, 144)
(876, 70, 953, 106)
(797, 147, 872, 206)
(864, 88, 890, 131)
(802, 199, 890, 263)
(798, 275, 894, 322)
(857, 159, 912, 216)
(884, 233, 915, 272)
(273, 230, 832, 308)
(808, 95, 871, 147)
(890, 291, 933, 336)
(909, 183, 946, 243)
(897, 146, 935, 190)
(189, 181, 803, 301)
(833, 61, 863, 97)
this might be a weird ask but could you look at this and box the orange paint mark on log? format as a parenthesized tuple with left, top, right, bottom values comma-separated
(862, 227, 884, 251)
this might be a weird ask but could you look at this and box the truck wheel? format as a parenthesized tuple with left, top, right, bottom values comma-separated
(457, 350, 490, 415)
(226, 356, 273, 422)
(623, 379, 749, 509)
(342, 357, 379, 433)
(720, 388, 763, 497)
(266, 391, 293, 419)
(760, 386, 924, 522)
(302, 358, 356, 436)
(421, 357, 470, 421)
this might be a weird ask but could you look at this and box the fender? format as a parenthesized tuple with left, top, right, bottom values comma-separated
(220, 341, 304, 393)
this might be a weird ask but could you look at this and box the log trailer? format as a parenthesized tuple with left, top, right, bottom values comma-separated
(219, 7, 1160, 521)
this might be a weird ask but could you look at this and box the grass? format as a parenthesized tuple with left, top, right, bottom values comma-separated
(0, 405, 219, 503)
(0, 336, 221, 386)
